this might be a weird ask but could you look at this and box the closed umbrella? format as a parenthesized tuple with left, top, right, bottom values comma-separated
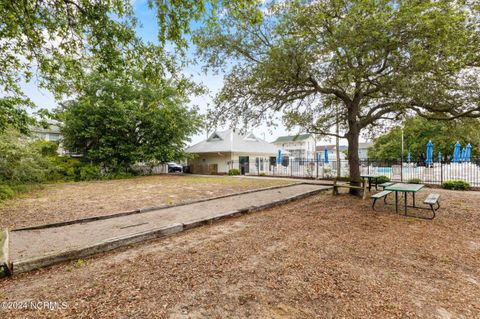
(438, 152, 442, 162)
(407, 151, 411, 163)
(324, 146, 329, 164)
(277, 149, 282, 165)
(465, 143, 472, 162)
(453, 141, 461, 163)
(461, 147, 466, 162)
(426, 140, 433, 165)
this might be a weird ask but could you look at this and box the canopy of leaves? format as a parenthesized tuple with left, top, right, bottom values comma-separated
(0, 0, 259, 133)
(368, 116, 480, 161)
(57, 66, 203, 171)
(195, 0, 480, 136)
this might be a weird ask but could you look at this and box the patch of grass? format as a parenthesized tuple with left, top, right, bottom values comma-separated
(74, 258, 86, 268)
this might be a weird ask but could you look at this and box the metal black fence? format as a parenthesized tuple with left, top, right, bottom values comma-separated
(227, 158, 480, 187)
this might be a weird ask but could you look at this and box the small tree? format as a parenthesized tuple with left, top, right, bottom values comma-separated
(58, 63, 203, 172)
(195, 0, 480, 194)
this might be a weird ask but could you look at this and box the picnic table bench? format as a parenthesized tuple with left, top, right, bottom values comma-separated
(371, 183, 440, 219)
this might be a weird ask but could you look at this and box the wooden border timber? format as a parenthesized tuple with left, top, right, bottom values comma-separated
(0, 229, 11, 277)
(332, 179, 368, 200)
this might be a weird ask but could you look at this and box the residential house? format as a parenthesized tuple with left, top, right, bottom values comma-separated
(272, 134, 316, 160)
(185, 129, 277, 175)
(30, 123, 66, 155)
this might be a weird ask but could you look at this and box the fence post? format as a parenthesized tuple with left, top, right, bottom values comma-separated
(440, 160, 443, 185)
(400, 157, 403, 182)
(367, 159, 370, 175)
(316, 155, 319, 179)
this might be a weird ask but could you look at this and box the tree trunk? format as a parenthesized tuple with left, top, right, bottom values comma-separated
(346, 128, 361, 196)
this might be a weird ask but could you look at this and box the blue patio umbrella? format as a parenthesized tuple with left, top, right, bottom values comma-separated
(277, 149, 282, 165)
(407, 151, 411, 163)
(438, 151, 442, 162)
(453, 141, 461, 163)
(426, 140, 433, 165)
(317, 152, 321, 162)
(324, 146, 329, 164)
(461, 147, 466, 162)
(465, 143, 472, 162)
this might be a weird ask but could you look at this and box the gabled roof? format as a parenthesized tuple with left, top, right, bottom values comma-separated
(272, 134, 312, 143)
(186, 129, 277, 154)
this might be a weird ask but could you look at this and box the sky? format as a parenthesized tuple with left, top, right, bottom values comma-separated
(21, 0, 350, 146)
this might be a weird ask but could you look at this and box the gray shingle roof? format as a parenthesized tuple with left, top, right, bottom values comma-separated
(186, 129, 277, 154)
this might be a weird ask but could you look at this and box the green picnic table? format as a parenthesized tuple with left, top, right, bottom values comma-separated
(360, 174, 381, 192)
(384, 183, 424, 215)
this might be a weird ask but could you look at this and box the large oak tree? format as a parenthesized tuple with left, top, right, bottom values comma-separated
(195, 0, 480, 193)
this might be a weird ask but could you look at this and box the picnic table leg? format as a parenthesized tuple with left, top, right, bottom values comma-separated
(404, 192, 408, 216)
(395, 191, 398, 214)
(412, 192, 416, 207)
(368, 178, 372, 192)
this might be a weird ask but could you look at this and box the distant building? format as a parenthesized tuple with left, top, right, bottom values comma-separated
(272, 134, 316, 160)
(186, 129, 277, 175)
(31, 124, 62, 143)
(30, 123, 66, 155)
(358, 142, 373, 160)
(316, 145, 347, 161)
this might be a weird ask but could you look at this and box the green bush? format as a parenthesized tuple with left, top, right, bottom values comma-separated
(259, 172, 266, 176)
(408, 178, 422, 184)
(78, 164, 102, 181)
(442, 180, 470, 190)
(47, 156, 82, 181)
(0, 184, 14, 200)
(228, 168, 240, 176)
(32, 140, 59, 157)
(376, 175, 390, 184)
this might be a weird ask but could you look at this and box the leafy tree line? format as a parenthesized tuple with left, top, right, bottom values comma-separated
(368, 117, 480, 161)
(195, 0, 480, 194)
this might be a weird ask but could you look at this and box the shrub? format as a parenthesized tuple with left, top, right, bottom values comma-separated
(408, 178, 422, 184)
(228, 168, 240, 176)
(259, 172, 266, 176)
(376, 175, 390, 184)
(32, 140, 59, 157)
(442, 180, 470, 190)
(0, 184, 14, 200)
(78, 164, 102, 181)
(47, 157, 82, 181)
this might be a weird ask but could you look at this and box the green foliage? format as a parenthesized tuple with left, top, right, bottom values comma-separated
(0, 184, 14, 201)
(228, 168, 240, 176)
(195, 0, 480, 185)
(259, 172, 266, 176)
(369, 117, 480, 161)
(58, 68, 202, 172)
(442, 180, 470, 191)
(407, 178, 422, 184)
(78, 165, 102, 182)
(376, 176, 390, 184)
(32, 140, 59, 157)
(0, 129, 52, 184)
(0, 1, 257, 133)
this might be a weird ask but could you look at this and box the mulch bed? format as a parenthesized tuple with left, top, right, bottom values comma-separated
(0, 187, 479, 318)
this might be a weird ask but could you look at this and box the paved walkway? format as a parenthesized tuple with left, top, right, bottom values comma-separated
(8, 183, 329, 274)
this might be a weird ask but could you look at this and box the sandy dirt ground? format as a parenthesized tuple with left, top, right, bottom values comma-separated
(0, 175, 292, 230)
(1, 187, 479, 318)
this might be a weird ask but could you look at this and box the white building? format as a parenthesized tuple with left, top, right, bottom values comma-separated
(272, 134, 316, 160)
(186, 129, 277, 175)
(316, 145, 347, 161)
(358, 142, 373, 160)
(30, 123, 66, 155)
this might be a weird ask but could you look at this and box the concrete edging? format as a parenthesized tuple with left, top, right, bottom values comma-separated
(15, 182, 302, 231)
(0, 229, 10, 278)
(10, 185, 330, 275)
